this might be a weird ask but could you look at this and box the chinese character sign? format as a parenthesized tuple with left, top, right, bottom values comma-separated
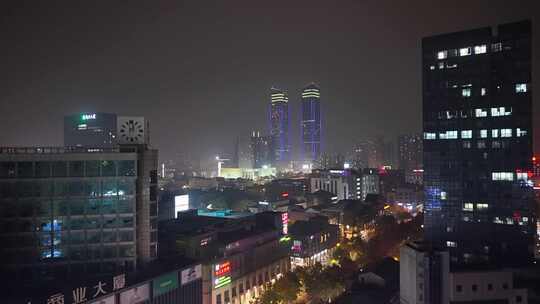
(113, 274, 126, 291)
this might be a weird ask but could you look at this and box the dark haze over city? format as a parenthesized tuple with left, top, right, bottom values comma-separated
(1, 0, 538, 162)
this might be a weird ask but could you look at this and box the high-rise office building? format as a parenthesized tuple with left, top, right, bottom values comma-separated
(398, 134, 423, 173)
(422, 21, 534, 266)
(250, 131, 274, 169)
(64, 112, 117, 148)
(269, 87, 289, 163)
(301, 83, 322, 162)
(0, 117, 158, 282)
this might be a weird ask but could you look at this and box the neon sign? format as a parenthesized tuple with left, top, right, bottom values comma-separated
(214, 276, 231, 289)
(282, 212, 289, 234)
(214, 261, 230, 276)
(81, 113, 96, 120)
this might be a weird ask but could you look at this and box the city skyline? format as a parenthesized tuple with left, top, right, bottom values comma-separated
(1, 3, 540, 303)
(1, 1, 538, 163)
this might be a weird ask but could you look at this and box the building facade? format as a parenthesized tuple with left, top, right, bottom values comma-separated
(448, 271, 527, 304)
(289, 218, 339, 269)
(422, 21, 534, 265)
(64, 112, 117, 148)
(269, 88, 289, 164)
(398, 134, 423, 182)
(250, 131, 274, 169)
(1, 117, 158, 283)
(301, 83, 322, 162)
(158, 212, 290, 304)
(310, 169, 361, 201)
(360, 168, 380, 201)
(0, 145, 157, 282)
(400, 242, 450, 304)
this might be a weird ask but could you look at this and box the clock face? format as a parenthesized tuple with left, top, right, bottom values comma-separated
(119, 119, 144, 143)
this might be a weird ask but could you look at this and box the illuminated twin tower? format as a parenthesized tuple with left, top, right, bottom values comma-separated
(269, 83, 321, 163)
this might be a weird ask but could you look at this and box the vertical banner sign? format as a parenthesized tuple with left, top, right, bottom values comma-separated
(281, 212, 289, 234)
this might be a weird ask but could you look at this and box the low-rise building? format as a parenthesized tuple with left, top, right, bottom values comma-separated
(159, 211, 290, 304)
(400, 241, 450, 304)
(309, 169, 362, 201)
(449, 271, 527, 304)
(289, 217, 339, 268)
(400, 241, 530, 304)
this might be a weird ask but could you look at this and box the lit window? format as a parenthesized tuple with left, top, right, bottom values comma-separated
(462, 88, 471, 97)
(491, 107, 511, 117)
(477, 203, 488, 210)
(446, 241, 457, 248)
(493, 217, 504, 224)
(440, 131, 458, 140)
(430, 65, 435, 70)
(475, 109, 487, 117)
(461, 130, 472, 139)
(506, 218, 514, 225)
(424, 132, 436, 140)
(522, 217, 528, 222)
(516, 128, 527, 137)
(492, 141, 501, 149)
(480, 130, 488, 138)
(492, 42, 502, 52)
(459, 47, 472, 56)
(463, 203, 474, 211)
(438, 62, 444, 69)
(492, 172, 514, 181)
(462, 216, 470, 222)
(440, 191, 447, 200)
(491, 129, 499, 138)
(474, 45, 487, 54)
(515, 83, 528, 93)
(437, 50, 448, 59)
(501, 129, 512, 138)
(516, 172, 528, 181)
(481, 88, 487, 96)
(477, 141, 486, 149)
(446, 63, 457, 69)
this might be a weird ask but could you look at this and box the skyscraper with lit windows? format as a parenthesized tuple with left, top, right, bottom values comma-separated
(301, 83, 322, 162)
(269, 87, 289, 163)
(422, 21, 534, 266)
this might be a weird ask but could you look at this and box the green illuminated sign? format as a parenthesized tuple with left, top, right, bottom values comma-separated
(153, 272, 179, 296)
(81, 113, 96, 120)
(214, 276, 231, 289)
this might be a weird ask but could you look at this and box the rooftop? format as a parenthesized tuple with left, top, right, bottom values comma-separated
(0, 146, 134, 154)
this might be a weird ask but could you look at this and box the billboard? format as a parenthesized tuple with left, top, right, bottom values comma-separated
(120, 283, 150, 304)
(153, 272, 179, 296)
(174, 194, 189, 217)
(214, 261, 230, 276)
(181, 264, 202, 285)
(90, 295, 116, 304)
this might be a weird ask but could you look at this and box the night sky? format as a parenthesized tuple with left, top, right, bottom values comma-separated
(1, 0, 538, 163)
